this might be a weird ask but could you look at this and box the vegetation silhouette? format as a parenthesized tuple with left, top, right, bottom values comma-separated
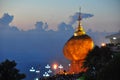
(0, 59, 26, 80)
(83, 45, 120, 80)
(97, 53, 120, 80)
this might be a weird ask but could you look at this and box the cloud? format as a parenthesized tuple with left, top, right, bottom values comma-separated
(58, 22, 66, 31)
(69, 12, 94, 25)
(0, 13, 113, 63)
(58, 22, 74, 31)
(35, 21, 44, 31)
(28, 21, 49, 32)
(0, 13, 13, 25)
(0, 13, 19, 31)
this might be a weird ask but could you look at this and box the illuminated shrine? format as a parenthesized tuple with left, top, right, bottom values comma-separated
(63, 9, 94, 74)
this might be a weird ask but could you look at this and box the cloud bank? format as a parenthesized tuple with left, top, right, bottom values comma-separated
(0, 13, 19, 31)
(0, 13, 113, 64)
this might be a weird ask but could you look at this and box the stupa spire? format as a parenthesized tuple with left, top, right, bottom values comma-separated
(78, 7, 82, 27)
(74, 7, 86, 36)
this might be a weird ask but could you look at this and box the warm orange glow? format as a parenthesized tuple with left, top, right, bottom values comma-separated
(63, 12, 94, 74)
(74, 25, 85, 36)
(69, 61, 87, 74)
(53, 64, 58, 70)
(101, 43, 106, 47)
(63, 34, 94, 74)
(63, 35, 94, 61)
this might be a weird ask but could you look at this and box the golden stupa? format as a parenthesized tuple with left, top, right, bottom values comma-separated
(63, 9, 94, 74)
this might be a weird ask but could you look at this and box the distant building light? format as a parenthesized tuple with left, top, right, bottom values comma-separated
(48, 69, 52, 73)
(113, 37, 117, 40)
(43, 74, 45, 77)
(29, 67, 35, 72)
(68, 64, 71, 66)
(43, 72, 50, 77)
(58, 64, 63, 69)
(36, 70, 40, 73)
(45, 64, 51, 69)
(45, 73, 50, 77)
(35, 78, 39, 80)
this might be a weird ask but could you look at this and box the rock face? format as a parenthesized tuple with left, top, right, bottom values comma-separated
(63, 34, 94, 61)
(63, 34, 94, 73)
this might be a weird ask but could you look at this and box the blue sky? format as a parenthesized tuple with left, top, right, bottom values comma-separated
(0, 0, 120, 32)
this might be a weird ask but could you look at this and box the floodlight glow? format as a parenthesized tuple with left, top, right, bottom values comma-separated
(53, 64, 58, 70)
(101, 43, 106, 47)
(113, 37, 117, 40)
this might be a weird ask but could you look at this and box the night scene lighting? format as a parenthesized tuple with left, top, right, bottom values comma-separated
(0, 0, 120, 80)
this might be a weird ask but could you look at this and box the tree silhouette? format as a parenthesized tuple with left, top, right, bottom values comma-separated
(83, 46, 113, 80)
(0, 59, 26, 80)
(97, 53, 120, 80)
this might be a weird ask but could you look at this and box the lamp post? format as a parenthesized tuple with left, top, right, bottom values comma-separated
(52, 63, 58, 74)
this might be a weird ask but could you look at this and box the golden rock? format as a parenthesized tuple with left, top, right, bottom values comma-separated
(63, 10, 94, 73)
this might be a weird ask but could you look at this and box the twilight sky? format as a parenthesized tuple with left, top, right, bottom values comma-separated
(0, 1, 120, 79)
(0, 0, 120, 32)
